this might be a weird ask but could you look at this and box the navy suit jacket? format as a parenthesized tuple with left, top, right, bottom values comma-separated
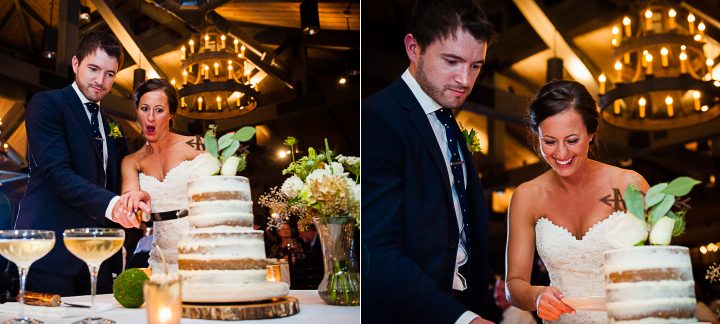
(362, 78, 490, 323)
(17, 85, 128, 276)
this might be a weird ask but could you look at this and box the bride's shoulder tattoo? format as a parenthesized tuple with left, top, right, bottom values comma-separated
(186, 136, 205, 151)
(599, 188, 627, 210)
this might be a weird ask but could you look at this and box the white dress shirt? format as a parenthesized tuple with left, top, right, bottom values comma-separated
(401, 70, 477, 324)
(71, 82, 119, 221)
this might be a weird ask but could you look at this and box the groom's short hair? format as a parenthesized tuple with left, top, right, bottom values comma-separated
(408, 0, 495, 52)
(76, 31, 124, 68)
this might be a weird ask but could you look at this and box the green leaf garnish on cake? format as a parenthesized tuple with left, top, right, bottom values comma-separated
(606, 176, 700, 248)
(194, 124, 256, 177)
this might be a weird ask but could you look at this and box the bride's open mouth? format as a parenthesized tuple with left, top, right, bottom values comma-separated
(146, 126, 156, 135)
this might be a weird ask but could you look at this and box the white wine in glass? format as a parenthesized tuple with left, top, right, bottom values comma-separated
(0, 230, 55, 324)
(63, 228, 124, 324)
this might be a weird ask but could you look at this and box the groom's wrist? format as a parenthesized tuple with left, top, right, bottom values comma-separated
(455, 311, 478, 324)
(105, 196, 120, 220)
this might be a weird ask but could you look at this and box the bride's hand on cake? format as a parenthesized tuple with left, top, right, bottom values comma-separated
(535, 286, 575, 320)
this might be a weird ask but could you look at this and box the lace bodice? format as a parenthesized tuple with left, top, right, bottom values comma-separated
(535, 211, 623, 323)
(139, 158, 195, 274)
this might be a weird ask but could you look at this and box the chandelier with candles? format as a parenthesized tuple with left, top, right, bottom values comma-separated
(175, 25, 260, 120)
(597, 1, 720, 130)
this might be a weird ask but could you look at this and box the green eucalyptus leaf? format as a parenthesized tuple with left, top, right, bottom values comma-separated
(624, 184, 645, 221)
(648, 194, 675, 224)
(231, 127, 256, 142)
(221, 140, 241, 160)
(236, 154, 247, 173)
(661, 177, 701, 196)
(672, 217, 686, 236)
(645, 183, 668, 208)
(204, 131, 218, 158)
(218, 133, 234, 151)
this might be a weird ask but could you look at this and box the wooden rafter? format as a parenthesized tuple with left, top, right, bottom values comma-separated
(13, 0, 34, 52)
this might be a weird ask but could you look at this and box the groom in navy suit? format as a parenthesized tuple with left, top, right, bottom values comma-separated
(362, 0, 495, 323)
(17, 31, 149, 296)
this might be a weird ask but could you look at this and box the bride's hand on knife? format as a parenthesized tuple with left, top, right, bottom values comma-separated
(535, 286, 575, 320)
(112, 191, 152, 228)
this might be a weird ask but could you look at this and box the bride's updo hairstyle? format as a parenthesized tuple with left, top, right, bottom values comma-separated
(527, 80, 599, 142)
(133, 78, 179, 115)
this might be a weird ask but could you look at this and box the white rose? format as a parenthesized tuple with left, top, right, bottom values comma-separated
(191, 153, 221, 178)
(281, 175, 304, 198)
(306, 168, 331, 184)
(220, 156, 241, 176)
(605, 211, 648, 248)
(649, 216, 675, 245)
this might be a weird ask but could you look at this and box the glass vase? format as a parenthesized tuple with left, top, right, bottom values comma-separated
(313, 216, 359, 306)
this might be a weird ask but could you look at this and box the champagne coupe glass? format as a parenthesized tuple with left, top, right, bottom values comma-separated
(63, 228, 124, 324)
(0, 230, 55, 324)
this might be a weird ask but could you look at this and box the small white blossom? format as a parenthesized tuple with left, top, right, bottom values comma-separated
(281, 175, 304, 198)
(649, 216, 675, 245)
(327, 161, 345, 175)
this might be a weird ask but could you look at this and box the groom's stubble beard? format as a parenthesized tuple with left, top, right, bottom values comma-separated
(415, 56, 472, 109)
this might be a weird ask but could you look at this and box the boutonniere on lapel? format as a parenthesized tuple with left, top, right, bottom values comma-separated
(107, 121, 123, 139)
(458, 122, 481, 154)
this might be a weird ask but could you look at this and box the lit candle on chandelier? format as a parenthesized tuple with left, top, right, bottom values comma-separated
(642, 50, 649, 67)
(645, 9, 653, 31)
(645, 53, 653, 75)
(188, 39, 195, 54)
(665, 96, 674, 117)
(214, 62, 220, 76)
(668, 9, 676, 29)
(613, 100, 621, 115)
(611, 26, 620, 47)
(204, 34, 210, 50)
(693, 91, 701, 111)
(660, 47, 669, 67)
(227, 61, 233, 80)
(220, 35, 226, 49)
(698, 22, 705, 38)
(182, 70, 187, 85)
(170, 78, 176, 88)
(180, 46, 186, 61)
(198, 96, 203, 111)
(241, 45, 246, 53)
(598, 74, 606, 94)
(680, 52, 688, 74)
(203, 65, 210, 80)
(216, 96, 222, 111)
(639, 97, 647, 118)
(181, 97, 186, 108)
(615, 61, 623, 82)
(623, 16, 631, 37)
(688, 14, 695, 34)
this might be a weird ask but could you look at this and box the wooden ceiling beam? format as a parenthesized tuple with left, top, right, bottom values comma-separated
(512, 0, 598, 95)
(18, 0, 48, 28)
(13, 0, 35, 52)
(56, 0, 79, 77)
(90, 0, 165, 79)
(0, 6, 16, 33)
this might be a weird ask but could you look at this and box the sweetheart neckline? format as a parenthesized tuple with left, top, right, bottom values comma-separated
(139, 159, 192, 183)
(536, 211, 623, 241)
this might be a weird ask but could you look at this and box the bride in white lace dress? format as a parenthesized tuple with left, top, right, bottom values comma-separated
(505, 81, 650, 323)
(120, 79, 204, 274)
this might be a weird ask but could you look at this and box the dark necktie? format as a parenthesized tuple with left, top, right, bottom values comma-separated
(435, 108, 470, 245)
(85, 102, 104, 155)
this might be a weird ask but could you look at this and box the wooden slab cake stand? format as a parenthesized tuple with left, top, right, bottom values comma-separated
(182, 296, 300, 320)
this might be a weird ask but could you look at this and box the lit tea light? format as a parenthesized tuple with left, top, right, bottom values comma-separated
(694, 91, 701, 111)
(144, 275, 182, 324)
(688, 13, 695, 34)
(638, 97, 647, 118)
(668, 9, 676, 29)
(623, 16, 632, 37)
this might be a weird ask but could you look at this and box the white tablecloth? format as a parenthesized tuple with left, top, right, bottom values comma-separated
(0, 290, 359, 323)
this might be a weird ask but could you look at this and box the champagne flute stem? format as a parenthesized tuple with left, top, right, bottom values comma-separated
(17, 266, 27, 320)
(89, 264, 99, 317)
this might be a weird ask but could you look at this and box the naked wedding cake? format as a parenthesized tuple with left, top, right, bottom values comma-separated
(604, 246, 696, 323)
(178, 175, 289, 302)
